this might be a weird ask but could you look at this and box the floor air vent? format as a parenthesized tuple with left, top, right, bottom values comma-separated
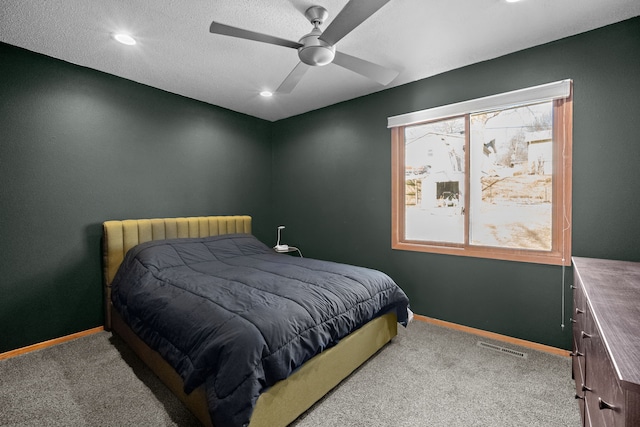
(477, 341, 528, 359)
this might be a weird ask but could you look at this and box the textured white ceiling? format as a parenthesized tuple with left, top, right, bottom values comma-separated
(1, 0, 639, 121)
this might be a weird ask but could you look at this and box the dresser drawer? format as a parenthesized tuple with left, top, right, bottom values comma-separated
(572, 277, 587, 353)
(573, 335, 586, 420)
(583, 310, 625, 426)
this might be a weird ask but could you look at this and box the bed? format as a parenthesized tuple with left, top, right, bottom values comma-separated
(103, 215, 409, 427)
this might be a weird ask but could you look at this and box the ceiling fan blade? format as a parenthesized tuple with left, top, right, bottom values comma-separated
(209, 22, 302, 49)
(276, 62, 310, 94)
(333, 51, 399, 85)
(318, 0, 391, 46)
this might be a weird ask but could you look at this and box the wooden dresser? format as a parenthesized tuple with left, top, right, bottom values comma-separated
(572, 257, 640, 427)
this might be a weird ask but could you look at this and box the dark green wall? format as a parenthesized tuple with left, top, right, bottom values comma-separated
(2, 17, 639, 353)
(271, 17, 640, 349)
(0, 43, 273, 353)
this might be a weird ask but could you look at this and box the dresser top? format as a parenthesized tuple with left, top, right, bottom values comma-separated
(573, 257, 640, 392)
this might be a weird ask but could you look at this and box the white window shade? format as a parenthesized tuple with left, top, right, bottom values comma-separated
(387, 79, 572, 128)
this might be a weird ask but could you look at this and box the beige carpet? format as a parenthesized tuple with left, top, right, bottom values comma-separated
(0, 320, 580, 426)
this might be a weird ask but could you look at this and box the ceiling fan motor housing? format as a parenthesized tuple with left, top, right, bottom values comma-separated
(298, 28, 335, 66)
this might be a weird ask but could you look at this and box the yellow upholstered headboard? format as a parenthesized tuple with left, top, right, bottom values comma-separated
(102, 215, 252, 329)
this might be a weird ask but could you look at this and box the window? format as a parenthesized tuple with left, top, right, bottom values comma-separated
(390, 81, 572, 265)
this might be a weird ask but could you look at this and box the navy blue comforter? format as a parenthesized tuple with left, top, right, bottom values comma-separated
(111, 234, 409, 427)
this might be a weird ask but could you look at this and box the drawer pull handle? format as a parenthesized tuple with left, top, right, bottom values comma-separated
(575, 308, 584, 314)
(570, 284, 576, 289)
(570, 318, 577, 324)
(598, 398, 616, 411)
(581, 384, 592, 392)
(581, 331, 592, 339)
(570, 351, 583, 357)
(575, 394, 584, 400)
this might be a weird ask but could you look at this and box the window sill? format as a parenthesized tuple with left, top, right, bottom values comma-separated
(392, 241, 570, 266)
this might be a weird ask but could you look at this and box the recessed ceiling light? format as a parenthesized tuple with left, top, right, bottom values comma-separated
(113, 33, 136, 45)
(260, 91, 273, 97)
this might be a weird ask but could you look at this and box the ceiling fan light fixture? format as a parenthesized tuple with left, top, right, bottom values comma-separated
(298, 29, 335, 66)
(298, 44, 335, 66)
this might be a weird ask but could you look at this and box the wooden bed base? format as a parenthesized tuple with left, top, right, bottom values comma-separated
(103, 216, 398, 427)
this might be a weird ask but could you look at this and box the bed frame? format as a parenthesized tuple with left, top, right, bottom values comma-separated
(103, 215, 397, 427)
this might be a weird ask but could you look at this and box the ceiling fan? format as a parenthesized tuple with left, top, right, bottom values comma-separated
(209, 0, 399, 94)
